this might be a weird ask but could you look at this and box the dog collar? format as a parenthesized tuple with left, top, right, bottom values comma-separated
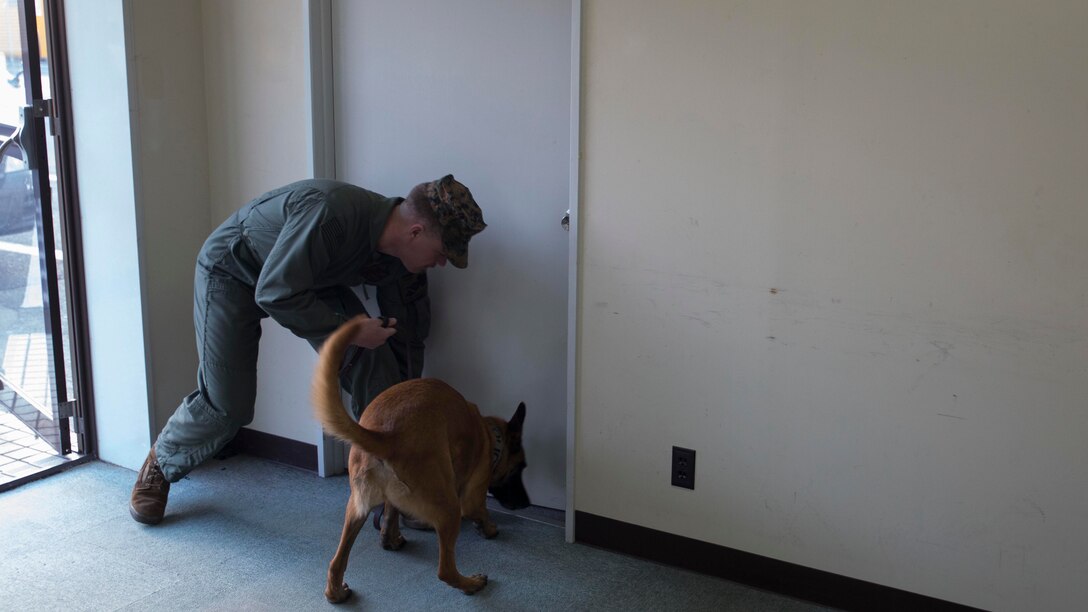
(489, 423, 503, 472)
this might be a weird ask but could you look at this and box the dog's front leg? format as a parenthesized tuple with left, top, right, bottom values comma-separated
(464, 498, 499, 539)
(325, 497, 366, 603)
(434, 511, 489, 594)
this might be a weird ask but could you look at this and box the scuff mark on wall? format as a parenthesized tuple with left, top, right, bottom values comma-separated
(680, 314, 713, 328)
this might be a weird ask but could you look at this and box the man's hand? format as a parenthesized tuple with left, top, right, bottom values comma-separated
(348, 314, 397, 349)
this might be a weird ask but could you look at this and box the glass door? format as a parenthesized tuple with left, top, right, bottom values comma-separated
(1, 0, 82, 481)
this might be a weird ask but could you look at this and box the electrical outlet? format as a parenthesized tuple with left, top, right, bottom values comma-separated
(671, 446, 696, 489)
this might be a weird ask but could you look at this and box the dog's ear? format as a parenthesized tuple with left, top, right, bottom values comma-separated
(508, 402, 526, 433)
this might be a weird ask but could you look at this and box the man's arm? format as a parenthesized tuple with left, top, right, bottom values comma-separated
(254, 193, 346, 340)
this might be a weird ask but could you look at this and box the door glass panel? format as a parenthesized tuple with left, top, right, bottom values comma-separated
(1, 0, 76, 462)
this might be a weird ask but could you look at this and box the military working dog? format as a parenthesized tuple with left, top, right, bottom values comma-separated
(312, 315, 530, 601)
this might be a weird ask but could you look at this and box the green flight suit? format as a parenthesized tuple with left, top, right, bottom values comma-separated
(154, 179, 428, 482)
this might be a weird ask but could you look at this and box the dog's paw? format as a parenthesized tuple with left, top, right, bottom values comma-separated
(381, 534, 406, 551)
(324, 582, 352, 604)
(462, 574, 488, 595)
(474, 521, 499, 539)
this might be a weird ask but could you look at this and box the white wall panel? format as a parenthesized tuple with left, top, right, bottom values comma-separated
(332, 0, 573, 509)
(67, 0, 150, 469)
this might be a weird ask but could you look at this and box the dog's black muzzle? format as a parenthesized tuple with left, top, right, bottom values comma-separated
(489, 470, 531, 510)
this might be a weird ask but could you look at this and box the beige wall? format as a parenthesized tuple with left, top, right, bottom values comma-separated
(577, 1, 1088, 610)
(201, 0, 315, 441)
(83, 0, 314, 456)
(126, 0, 313, 441)
(127, 0, 212, 435)
(202, 0, 310, 225)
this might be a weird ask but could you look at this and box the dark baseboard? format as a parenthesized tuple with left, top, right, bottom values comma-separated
(574, 511, 982, 612)
(220, 427, 318, 472)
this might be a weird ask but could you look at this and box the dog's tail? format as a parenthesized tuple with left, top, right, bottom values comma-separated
(312, 316, 394, 458)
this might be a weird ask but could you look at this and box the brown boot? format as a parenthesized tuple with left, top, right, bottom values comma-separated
(129, 449, 170, 525)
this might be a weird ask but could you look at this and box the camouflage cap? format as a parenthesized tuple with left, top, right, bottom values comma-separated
(421, 174, 487, 268)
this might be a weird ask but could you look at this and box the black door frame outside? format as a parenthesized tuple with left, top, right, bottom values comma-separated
(0, 0, 95, 492)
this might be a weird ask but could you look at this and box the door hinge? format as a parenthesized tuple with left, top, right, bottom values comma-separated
(27, 98, 54, 119)
(58, 400, 77, 418)
(59, 401, 83, 435)
(24, 98, 56, 136)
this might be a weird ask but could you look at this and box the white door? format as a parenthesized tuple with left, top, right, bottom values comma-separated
(330, 0, 572, 510)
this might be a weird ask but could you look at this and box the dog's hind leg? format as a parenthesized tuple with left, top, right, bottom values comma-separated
(324, 495, 367, 604)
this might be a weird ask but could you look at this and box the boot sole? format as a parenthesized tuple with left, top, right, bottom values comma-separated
(129, 503, 164, 525)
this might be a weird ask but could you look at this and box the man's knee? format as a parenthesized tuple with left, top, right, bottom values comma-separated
(205, 388, 256, 430)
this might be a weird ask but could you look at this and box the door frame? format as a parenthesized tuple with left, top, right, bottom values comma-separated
(0, 0, 95, 490)
(563, 0, 583, 545)
(302, 0, 583, 542)
(46, 0, 95, 460)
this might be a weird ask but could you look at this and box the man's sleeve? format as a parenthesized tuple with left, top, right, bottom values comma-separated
(254, 193, 346, 340)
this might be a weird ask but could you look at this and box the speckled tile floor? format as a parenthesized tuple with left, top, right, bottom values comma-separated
(0, 456, 837, 612)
